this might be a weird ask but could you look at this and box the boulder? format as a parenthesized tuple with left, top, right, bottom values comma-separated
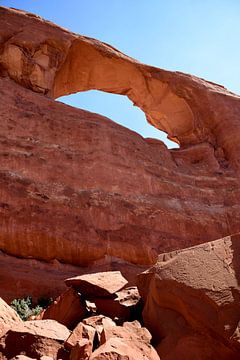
(65, 271, 128, 297)
(90, 321, 160, 360)
(65, 322, 96, 350)
(0, 297, 22, 337)
(83, 316, 116, 342)
(93, 286, 141, 322)
(42, 288, 86, 329)
(70, 338, 92, 360)
(82, 315, 116, 331)
(100, 320, 151, 345)
(0, 320, 70, 359)
(65, 316, 118, 355)
(138, 233, 240, 359)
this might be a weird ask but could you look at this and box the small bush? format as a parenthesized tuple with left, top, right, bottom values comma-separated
(11, 296, 53, 321)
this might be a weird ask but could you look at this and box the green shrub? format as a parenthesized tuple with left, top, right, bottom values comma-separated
(10, 296, 53, 321)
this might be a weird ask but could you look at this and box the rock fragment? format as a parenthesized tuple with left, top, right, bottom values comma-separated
(93, 286, 141, 322)
(90, 320, 160, 360)
(65, 271, 128, 297)
(65, 322, 95, 350)
(42, 288, 86, 329)
(70, 338, 92, 360)
(0, 320, 70, 359)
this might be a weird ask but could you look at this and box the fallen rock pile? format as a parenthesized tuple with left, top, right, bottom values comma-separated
(1, 235, 240, 359)
(41, 271, 141, 328)
(0, 271, 158, 359)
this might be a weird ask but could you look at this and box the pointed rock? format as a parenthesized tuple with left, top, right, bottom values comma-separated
(70, 338, 92, 360)
(65, 322, 95, 350)
(0, 297, 22, 337)
(93, 286, 141, 322)
(83, 315, 116, 346)
(91, 320, 159, 359)
(42, 287, 86, 329)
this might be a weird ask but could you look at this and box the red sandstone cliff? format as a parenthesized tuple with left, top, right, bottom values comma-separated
(1, 7, 240, 301)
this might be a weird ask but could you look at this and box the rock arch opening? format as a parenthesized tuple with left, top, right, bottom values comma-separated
(58, 90, 179, 149)
(52, 39, 195, 148)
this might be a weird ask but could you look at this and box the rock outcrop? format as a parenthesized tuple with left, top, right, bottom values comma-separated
(0, 297, 22, 337)
(2, 4, 240, 360)
(138, 233, 240, 360)
(1, 7, 240, 301)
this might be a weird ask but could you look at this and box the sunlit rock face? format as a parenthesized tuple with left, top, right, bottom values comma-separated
(1, 7, 240, 300)
(138, 233, 240, 360)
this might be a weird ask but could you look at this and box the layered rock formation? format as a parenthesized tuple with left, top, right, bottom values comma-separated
(1, 6, 240, 303)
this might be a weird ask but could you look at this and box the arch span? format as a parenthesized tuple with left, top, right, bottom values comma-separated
(58, 90, 179, 149)
(2, 7, 240, 168)
(52, 39, 194, 146)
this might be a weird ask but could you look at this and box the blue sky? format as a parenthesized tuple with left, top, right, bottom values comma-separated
(2, 0, 240, 147)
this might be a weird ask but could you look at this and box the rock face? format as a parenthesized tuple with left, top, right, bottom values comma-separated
(138, 233, 240, 360)
(3, 5, 240, 360)
(2, 7, 240, 168)
(1, 6, 240, 302)
(0, 297, 22, 337)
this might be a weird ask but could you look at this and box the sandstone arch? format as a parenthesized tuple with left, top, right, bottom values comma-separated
(2, 7, 240, 301)
(2, 6, 240, 168)
(58, 90, 179, 148)
(52, 38, 194, 146)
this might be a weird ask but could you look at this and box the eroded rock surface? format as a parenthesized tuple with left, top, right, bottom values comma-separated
(138, 233, 240, 359)
(0, 297, 22, 337)
(1, 6, 240, 303)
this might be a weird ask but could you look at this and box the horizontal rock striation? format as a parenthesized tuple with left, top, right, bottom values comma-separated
(1, 7, 240, 300)
(2, 7, 240, 168)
